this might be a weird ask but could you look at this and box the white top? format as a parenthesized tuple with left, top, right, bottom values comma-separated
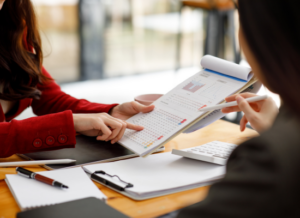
(0, 83, 16, 115)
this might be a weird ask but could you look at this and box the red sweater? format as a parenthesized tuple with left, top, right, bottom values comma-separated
(0, 67, 118, 158)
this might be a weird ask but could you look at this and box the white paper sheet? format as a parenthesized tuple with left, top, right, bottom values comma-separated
(5, 167, 106, 210)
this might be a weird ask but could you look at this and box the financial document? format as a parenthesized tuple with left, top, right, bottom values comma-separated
(119, 69, 250, 156)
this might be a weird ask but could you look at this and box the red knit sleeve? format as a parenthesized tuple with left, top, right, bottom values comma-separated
(31, 67, 118, 116)
(0, 27, 119, 157)
(0, 110, 76, 158)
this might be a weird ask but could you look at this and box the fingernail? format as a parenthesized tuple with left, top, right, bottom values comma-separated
(241, 125, 245, 132)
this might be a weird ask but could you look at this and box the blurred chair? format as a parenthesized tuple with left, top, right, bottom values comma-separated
(176, 0, 240, 70)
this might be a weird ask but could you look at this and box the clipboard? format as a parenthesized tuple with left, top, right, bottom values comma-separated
(87, 170, 216, 201)
(82, 152, 225, 201)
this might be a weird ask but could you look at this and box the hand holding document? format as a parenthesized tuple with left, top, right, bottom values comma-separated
(183, 81, 263, 133)
(118, 55, 258, 157)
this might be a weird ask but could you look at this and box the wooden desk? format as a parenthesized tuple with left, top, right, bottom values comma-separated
(182, 0, 234, 10)
(0, 120, 258, 218)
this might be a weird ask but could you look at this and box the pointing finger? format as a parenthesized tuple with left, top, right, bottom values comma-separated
(126, 122, 144, 131)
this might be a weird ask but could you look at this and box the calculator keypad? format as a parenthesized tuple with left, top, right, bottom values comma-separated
(172, 141, 237, 165)
(188, 142, 237, 159)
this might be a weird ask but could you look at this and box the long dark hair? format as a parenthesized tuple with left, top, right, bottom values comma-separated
(239, 0, 300, 114)
(0, 0, 50, 101)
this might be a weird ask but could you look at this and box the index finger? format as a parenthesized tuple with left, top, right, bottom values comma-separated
(126, 122, 144, 131)
(225, 92, 258, 102)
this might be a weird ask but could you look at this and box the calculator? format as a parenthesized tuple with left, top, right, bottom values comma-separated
(172, 141, 237, 165)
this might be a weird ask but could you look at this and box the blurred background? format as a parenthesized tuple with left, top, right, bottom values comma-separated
(18, 0, 279, 125)
(32, 0, 206, 82)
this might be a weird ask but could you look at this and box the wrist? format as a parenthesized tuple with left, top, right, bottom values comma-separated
(108, 105, 118, 116)
(72, 114, 79, 131)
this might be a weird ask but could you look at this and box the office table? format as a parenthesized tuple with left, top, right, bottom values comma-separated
(0, 120, 258, 218)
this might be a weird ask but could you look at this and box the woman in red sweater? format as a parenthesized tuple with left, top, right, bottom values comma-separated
(0, 0, 154, 158)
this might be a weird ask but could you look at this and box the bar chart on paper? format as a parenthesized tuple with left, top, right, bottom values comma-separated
(183, 80, 205, 93)
(122, 109, 187, 149)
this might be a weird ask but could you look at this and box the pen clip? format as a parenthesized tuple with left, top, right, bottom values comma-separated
(16, 167, 35, 179)
(17, 171, 31, 178)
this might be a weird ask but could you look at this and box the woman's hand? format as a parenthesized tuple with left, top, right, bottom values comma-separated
(73, 102, 154, 144)
(221, 93, 279, 133)
(110, 101, 155, 120)
(73, 113, 143, 144)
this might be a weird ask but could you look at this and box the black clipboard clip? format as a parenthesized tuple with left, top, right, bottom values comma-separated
(91, 170, 134, 191)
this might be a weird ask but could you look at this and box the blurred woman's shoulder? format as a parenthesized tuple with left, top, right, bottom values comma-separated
(230, 105, 300, 180)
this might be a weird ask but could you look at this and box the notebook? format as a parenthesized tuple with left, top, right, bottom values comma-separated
(5, 167, 106, 210)
(19, 135, 164, 170)
(118, 55, 257, 157)
(83, 152, 225, 200)
(17, 197, 129, 218)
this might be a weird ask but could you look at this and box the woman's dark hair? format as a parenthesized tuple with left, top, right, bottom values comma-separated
(239, 0, 300, 114)
(0, 0, 50, 101)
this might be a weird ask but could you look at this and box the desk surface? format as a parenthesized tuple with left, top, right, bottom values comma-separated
(0, 120, 258, 218)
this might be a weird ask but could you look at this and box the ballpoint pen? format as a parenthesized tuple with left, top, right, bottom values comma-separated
(198, 95, 268, 112)
(16, 167, 69, 189)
